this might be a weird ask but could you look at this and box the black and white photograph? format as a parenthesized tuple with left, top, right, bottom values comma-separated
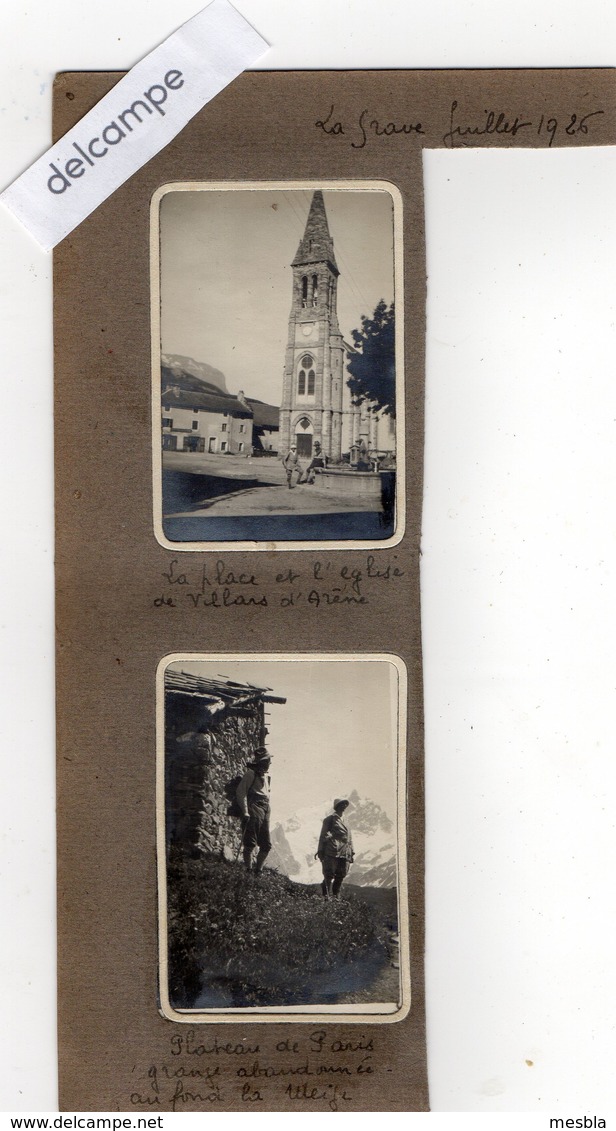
(157, 655, 409, 1022)
(152, 183, 402, 548)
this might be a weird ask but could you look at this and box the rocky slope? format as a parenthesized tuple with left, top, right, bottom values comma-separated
(161, 352, 228, 393)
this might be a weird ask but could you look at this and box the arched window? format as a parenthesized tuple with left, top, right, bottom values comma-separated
(301, 276, 308, 307)
(298, 354, 315, 397)
(312, 274, 318, 307)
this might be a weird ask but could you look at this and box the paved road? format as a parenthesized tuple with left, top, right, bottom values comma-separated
(169, 482, 379, 518)
(162, 451, 380, 517)
(163, 450, 289, 487)
(160, 450, 395, 541)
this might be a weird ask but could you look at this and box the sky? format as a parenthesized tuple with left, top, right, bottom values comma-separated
(158, 186, 396, 406)
(167, 657, 400, 820)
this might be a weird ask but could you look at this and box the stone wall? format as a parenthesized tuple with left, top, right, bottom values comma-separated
(165, 691, 265, 860)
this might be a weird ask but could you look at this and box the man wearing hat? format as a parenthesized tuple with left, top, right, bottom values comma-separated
(303, 440, 327, 485)
(316, 798, 355, 900)
(236, 748, 273, 875)
(282, 442, 301, 489)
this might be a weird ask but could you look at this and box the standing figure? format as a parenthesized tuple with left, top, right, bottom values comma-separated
(317, 798, 354, 900)
(283, 443, 302, 489)
(236, 749, 273, 875)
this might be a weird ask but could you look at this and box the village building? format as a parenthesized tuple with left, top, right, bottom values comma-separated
(162, 383, 252, 455)
(279, 190, 395, 464)
(161, 377, 279, 456)
(238, 392, 280, 455)
(165, 670, 286, 860)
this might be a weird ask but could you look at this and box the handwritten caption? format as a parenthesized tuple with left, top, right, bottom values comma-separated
(154, 554, 405, 611)
(130, 1029, 377, 1112)
(315, 100, 605, 149)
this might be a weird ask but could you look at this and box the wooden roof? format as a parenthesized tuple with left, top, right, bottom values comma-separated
(161, 385, 253, 418)
(165, 670, 286, 709)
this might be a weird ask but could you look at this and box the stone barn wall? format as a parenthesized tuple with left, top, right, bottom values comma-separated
(165, 690, 266, 861)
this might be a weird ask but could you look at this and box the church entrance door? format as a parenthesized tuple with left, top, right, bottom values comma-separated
(296, 434, 312, 458)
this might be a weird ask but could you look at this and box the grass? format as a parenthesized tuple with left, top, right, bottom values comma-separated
(167, 854, 394, 1009)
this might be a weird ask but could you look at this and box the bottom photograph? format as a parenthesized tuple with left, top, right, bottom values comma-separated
(157, 653, 409, 1023)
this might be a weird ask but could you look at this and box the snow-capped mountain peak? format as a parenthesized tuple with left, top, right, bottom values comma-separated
(270, 793, 397, 888)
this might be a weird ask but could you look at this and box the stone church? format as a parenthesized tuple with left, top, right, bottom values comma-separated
(279, 190, 395, 463)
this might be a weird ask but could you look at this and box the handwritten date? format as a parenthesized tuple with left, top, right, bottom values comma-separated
(443, 99, 605, 148)
(314, 101, 605, 149)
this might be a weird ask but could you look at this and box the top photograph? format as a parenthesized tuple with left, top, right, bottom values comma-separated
(152, 182, 403, 550)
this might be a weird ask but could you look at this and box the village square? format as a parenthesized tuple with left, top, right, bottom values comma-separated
(158, 187, 398, 542)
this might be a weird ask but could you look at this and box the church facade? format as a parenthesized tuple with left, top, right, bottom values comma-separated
(279, 191, 393, 463)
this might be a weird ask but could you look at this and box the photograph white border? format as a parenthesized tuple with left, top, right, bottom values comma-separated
(150, 180, 405, 553)
(156, 651, 411, 1025)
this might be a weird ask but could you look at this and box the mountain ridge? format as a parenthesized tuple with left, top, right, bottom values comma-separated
(270, 791, 397, 889)
(161, 352, 228, 393)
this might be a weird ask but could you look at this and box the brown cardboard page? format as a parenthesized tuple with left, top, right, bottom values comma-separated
(54, 69, 615, 1112)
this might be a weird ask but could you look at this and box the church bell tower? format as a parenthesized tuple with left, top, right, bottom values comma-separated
(279, 191, 347, 461)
